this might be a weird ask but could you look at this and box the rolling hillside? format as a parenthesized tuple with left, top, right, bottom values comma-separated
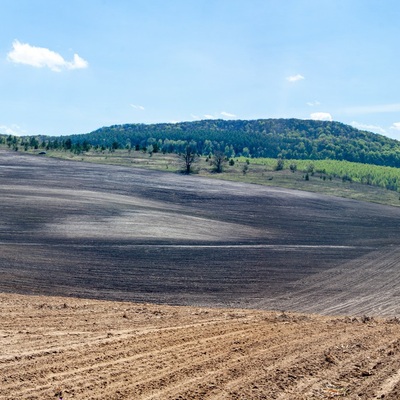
(58, 119, 400, 167)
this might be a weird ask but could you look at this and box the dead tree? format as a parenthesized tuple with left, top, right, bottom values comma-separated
(179, 145, 198, 174)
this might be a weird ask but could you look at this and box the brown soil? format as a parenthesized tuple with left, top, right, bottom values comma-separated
(2, 292, 400, 400)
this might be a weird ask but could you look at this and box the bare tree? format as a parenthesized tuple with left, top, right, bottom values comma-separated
(179, 145, 198, 174)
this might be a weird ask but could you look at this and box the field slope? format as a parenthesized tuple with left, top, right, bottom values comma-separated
(1, 150, 400, 315)
(3, 150, 400, 399)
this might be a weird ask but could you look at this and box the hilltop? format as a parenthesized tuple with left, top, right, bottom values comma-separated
(4, 118, 400, 169)
(59, 118, 400, 167)
(3, 118, 400, 202)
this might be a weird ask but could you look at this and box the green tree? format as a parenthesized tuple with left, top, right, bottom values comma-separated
(289, 162, 297, 173)
(306, 163, 315, 175)
(275, 158, 284, 171)
(82, 140, 91, 152)
(242, 147, 250, 157)
(30, 137, 39, 150)
(64, 138, 72, 150)
(111, 141, 119, 151)
(212, 151, 226, 173)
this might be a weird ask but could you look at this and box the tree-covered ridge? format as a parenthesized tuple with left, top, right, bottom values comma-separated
(58, 119, 400, 168)
(3, 118, 400, 168)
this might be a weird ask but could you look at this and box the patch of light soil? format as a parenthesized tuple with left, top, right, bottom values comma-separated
(45, 210, 268, 241)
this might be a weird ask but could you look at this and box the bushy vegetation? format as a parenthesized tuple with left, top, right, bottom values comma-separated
(244, 157, 400, 192)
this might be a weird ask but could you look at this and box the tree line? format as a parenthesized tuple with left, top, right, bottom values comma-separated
(3, 118, 400, 169)
(3, 127, 400, 191)
(45, 119, 400, 168)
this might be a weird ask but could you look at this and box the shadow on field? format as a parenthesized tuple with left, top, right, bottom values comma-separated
(1, 150, 400, 315)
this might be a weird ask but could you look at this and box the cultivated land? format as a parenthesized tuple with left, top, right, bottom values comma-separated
(3, 293, 400, 399)
(2, 150, 400, 398)
(2, 150, 400, 314)
(46, 148, 400, 207)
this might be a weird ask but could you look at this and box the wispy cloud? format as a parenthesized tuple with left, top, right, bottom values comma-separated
(7, 40, 88, 72)
(286, 74, 305, 82)
(390, 122, 400, 131)
(310, 112, 332, 121)
(130, 104, 145, 110)
(194, 112, 235, 120)
(221, 111, 236, 118)
(0, 124, 27, 136)
(307, 100, 320, 107)
(351, 121, 387, 135)
(343, 103, 400, 115)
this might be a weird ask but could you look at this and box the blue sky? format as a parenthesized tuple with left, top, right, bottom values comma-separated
(1, 0, 400, 139)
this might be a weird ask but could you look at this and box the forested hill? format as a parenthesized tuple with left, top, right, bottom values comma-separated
(62, 119, 400, 167)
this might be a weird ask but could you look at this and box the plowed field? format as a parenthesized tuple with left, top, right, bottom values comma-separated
(3, 150, 400, 399)
(1, 150, 400, 315)
(3, 293, 400, 400)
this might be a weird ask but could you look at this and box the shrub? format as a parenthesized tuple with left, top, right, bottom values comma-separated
(275, 158, 284, 171)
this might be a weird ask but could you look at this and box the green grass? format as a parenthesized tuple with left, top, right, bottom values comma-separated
(242, 157, 400, 191)
(17, 148, 400, 207)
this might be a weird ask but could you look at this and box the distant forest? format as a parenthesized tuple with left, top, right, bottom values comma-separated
(4, 119, 400, 168)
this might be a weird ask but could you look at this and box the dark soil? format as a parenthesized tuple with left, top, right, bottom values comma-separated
(1, 150, 400, 314)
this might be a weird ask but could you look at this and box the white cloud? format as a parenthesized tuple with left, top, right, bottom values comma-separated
(7, 40, 88, 72)
(0, 124, 27, 136)
(204, 114, 215, 119)
(351, 121, 387, 135)
(286, 74, 305, 82)
(343, 103, 400, 115)
(310, 112, 332, 121)
(190, 114, 200, 120)
(307, 100, 320, 107)
(69, 53, 88, 70)
(221, 111, 236, 118)
(130, 104, 145, 110)
(390, 122, 400, 131)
